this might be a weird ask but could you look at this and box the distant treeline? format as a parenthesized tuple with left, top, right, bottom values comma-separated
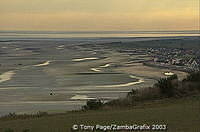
(106, 37, 200, 49)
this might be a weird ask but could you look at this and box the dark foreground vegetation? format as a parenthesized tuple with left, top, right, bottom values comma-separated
(83, 72, 200, 110)
(0, 72, 200, 132)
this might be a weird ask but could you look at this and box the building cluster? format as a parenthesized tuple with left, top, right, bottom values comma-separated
(147, 48, 200, 72)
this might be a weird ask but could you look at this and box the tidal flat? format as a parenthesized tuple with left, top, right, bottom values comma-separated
(0, 37, 191, 116)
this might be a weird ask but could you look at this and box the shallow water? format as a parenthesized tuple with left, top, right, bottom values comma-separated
(1, 34, 194, 116)
(0, 38, 157, 116)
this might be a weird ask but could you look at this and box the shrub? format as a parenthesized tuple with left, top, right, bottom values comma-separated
(105, 98, 133, 107)
(155, 74, 178, 97)
(127, 89, 138, 98)
(184, 71, 200, 82)
(82, 99, 103, 110)
(183, 71, 200, 92)
(8, 113, 17, 117)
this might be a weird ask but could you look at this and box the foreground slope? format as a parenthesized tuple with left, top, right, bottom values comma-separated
(0, 95, 199, 132)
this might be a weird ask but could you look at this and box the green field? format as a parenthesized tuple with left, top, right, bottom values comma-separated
(0, 95, 199, 132)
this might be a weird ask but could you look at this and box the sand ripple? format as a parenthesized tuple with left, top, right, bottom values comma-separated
(91, 68, 101, 72)
(0, 71, 15, 83)
(100, 63, 111, 68)
(71, 95, 96, 100)
(72, 57, 98, 62)
(34, 61, 51, 67)
(96, 75, 144, 88)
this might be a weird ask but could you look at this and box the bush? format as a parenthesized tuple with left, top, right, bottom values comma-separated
(155, 74, 178, 97)
(8, 113, 17, 117)
(127, 89, 138, 98)
(105, 98, 133, 107)
(82, 99, 103, 110)
(184, 71, 200, 82)
(183, 72, 200, 92)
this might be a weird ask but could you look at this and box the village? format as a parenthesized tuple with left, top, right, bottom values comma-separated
(146, 47, 200, 72)
(117, 46, 200, 73)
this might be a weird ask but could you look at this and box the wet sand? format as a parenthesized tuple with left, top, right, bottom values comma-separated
(115, 63, 188, 80)
(0, 37, 190, 116)
(0, 71, 16, 83)
(34, 61, 51, 67)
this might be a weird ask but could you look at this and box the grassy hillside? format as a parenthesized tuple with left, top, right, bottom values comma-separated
(0, 95, 199, 132)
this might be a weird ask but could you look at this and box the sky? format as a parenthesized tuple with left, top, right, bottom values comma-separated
(0, 0, 199, 31)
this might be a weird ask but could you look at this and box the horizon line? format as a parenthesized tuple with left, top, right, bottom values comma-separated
(0, 30, 199, 33)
